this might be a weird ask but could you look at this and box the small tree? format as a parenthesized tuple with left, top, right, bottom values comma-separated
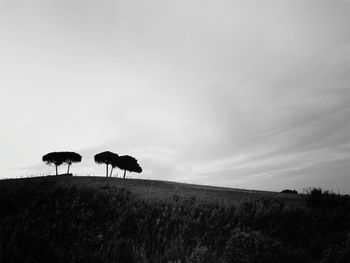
(42, 152, 64, 176)
(94, 151, 118, 177)
(116, 155, 142, 179)
(62, 152, 82, 174)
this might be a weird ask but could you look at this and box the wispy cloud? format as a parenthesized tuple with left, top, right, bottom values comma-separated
(1, 0, 350, 192)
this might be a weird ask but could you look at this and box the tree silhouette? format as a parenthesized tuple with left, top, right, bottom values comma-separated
(94, 151, 118, 177)
(42, 152, 64, 176)
(116, 155, 142, 179)
(42, 152, 82, 175)
(62, 152, 82, 174)
(110, 156, 120, 177)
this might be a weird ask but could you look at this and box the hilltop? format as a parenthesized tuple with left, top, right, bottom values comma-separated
(0, 175, 303, 206)
(0, 176, 349, 263)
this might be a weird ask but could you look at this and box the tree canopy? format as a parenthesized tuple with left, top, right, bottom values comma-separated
(116, 155, 142, 178)
(63, 152, 82, 174)
(94, 151, 119, 177)
(42, 152, 82, 175)
(43, 151, 142, 178)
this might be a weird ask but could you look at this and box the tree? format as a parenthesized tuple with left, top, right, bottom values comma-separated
(110, 156, 120, 177)
(116, 155, 142, 179)
(42, 152, 82, 175)
(42, 152, 65, 176)
(62, 152, 82, 174)
(94, 151, 118, 177)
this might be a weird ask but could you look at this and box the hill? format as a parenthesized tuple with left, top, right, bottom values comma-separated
(0, 175, 303, 206)
(0, 176, 349, 263)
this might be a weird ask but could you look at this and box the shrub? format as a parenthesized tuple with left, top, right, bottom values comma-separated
(281, 189, 298, 194)
(305, 188, 350, 210)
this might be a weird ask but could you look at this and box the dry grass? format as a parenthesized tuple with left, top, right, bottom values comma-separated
(0, 175, 304, 207)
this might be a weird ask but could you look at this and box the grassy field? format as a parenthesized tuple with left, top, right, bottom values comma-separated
(0, 175, 303, 207)
(1, 175, 349, 262)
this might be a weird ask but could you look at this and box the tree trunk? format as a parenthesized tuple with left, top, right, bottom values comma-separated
(109, 167, 114, 177)
(67, 164, 71, 174)
(55, 165, 58, 176)
(106, 164, 109, 177)
(123, 170, 126, 179)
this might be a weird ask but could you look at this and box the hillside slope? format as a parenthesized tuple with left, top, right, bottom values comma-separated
(0, 176, 303, 206)
(0, 176, 349, 263)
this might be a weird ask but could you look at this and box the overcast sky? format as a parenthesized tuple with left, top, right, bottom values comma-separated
(1, 0, 350, 193)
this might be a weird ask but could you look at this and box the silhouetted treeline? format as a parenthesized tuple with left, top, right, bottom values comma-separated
(94, 151, 142, 178)
(0, 179, 349, 263)
(42, 151, 142, 178)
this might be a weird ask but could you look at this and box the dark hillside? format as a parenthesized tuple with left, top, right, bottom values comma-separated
(0, 176, 303, 206)
(0, 177, 349, 263)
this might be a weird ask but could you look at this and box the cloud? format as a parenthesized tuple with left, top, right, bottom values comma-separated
(1, 0, 350, 192)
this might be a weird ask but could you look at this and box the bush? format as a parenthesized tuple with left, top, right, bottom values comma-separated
(305, 188, 350, 210)
(281, 189, 298, 194)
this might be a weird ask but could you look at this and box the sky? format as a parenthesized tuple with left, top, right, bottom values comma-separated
(0, 0, 350, 193)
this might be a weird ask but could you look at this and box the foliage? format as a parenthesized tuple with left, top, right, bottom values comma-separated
(115, 155, 142, 178)
(42, 152, 82, 175)
(281, 189, 298, 194)
(42, 152, 64, 166)
(0, 180, 349, 263)
(94, 151, 118, 166)
(305, 188, 350, 210)
(94, 151, 119, 177)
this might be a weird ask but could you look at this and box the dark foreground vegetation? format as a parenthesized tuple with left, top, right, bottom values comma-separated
(0, 178, 349, 263)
